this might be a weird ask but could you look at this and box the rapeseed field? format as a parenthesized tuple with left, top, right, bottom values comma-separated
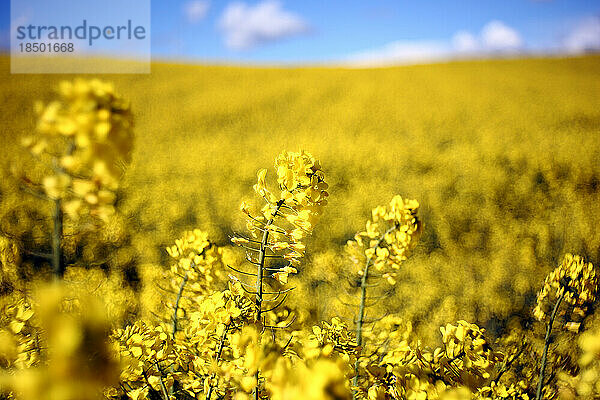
(1, 55, 599, 400)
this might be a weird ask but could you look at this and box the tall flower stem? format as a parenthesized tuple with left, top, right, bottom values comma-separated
(50, 143, 73, 279)
(51, 198, 63, 278)
(536, 290, 565, 400)
(254, 200, 284, 400)
(172, 272, 189, 337)
(206, 322, 231, 400)
(352, 225, 397, 399)
(168, 272, 189, 396)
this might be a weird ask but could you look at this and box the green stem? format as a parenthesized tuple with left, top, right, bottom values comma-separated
(255, 227, 269, 324)
(172, 272, 189, 337)
(50, 143, 73, 280)
(167, 272, 189, 397)
(352, 261, 370, 397)
(154, 363, 170, 400)
(536, 290, 565, 400)
(493, 341, 525, 385)
(253, 200, 284, 400)
(51, 198, 63, 278)
(205, 322, 231, 400)
(352, 225, 397, 399)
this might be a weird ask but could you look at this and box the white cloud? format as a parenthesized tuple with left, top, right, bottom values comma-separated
(563, 16, 600, 53)
(345, 41, 450, 67)
(218, 0, 308, 50)
(183, 1, 210, 23)
(344, 20, 524, 66)
(481, 20, 523, 51)
(452, 30, 479, 53)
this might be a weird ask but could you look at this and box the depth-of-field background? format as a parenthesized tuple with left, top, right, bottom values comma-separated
(1, 55, 599, 342)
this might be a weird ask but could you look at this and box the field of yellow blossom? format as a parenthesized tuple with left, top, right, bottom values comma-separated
(0, 54, 599, 400)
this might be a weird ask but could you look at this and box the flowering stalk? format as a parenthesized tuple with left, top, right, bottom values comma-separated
(352, 224, 397, 395)
(172, 272, 189, 337)
(252, 200, 283, 400)
(165, 230, 226, 397)
(19, 79, 134, 279)
(535, 290, 565, 400)
(532, 254, 597, 400)
(345, 195, 421, 398)
(205, 322, 231, 400)
(255, 200, 285, 326)
(231, 150, 329, 399)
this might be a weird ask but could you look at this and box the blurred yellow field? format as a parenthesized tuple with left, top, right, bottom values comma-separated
(1, 54, 600, 399)
(3, 54, 600, 321)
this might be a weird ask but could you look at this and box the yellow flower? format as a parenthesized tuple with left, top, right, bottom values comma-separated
(533, 254, 597, 324)
(346, 195, 421, 286)
(23, 78, 134, 220)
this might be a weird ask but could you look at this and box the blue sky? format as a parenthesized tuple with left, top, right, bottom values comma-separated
(2, 0, 600, 65)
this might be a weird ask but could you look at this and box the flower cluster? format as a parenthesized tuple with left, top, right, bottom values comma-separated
(438, 321, 503, 387)
(361, 316, 414, 371)
(0, 297, 37, 371)
(233, 150, 328, 284)
(2, 285, 117, 400)
(166, 229, 226, 300)
(476, 382, 530, 400)
(307, 317, 358, 364)
(111, 280, 259, 399)
(187, 282, 256, 331)
(359, 320, 508, 400)
(110, 322, 177, 400)
(21, 79, 134, 220)
(160, 229, 227, 337)
(346, 195, 421, 285)
(533, 254, 597, 325)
